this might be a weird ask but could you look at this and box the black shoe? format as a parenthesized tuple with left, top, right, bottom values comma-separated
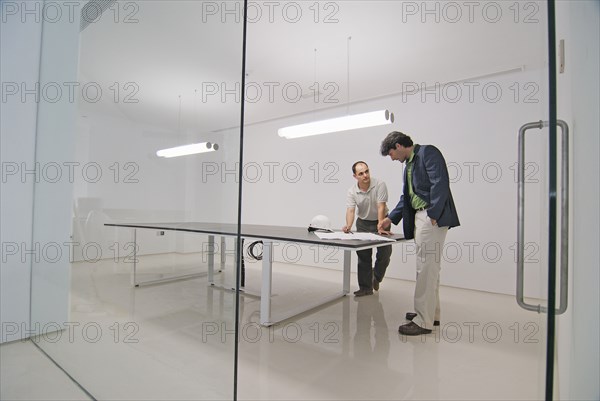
(353, 288, 373, 297)
(405, 312, 440, 326)
(373, 278, 380, 291)
(398, 321, 432, 336)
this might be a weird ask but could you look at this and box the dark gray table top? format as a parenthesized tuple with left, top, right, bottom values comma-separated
(105, 222, 404, 249)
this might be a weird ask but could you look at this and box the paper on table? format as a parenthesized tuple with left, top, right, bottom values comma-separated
(313, 231, 396, 242)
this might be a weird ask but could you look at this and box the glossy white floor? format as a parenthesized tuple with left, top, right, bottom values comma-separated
(1, 253, 546, 400)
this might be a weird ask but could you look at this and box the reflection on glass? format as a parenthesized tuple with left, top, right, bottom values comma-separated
(30, 1, 244, 399)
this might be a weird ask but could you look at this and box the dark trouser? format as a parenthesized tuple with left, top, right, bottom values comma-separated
(356, 218, 392, 290)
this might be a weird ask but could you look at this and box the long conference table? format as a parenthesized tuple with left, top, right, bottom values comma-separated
(105, 222, 405, 326)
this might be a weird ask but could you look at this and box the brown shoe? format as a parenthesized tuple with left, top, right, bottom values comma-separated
(353, 288, 373, 297)
(372, 278, 380, 291)
(405, 312, 440, 326)
(398, 321, 432, 336)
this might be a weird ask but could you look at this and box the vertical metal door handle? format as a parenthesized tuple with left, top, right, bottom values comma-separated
(556, 120, 569, 315)
(516, 120, 569, 314)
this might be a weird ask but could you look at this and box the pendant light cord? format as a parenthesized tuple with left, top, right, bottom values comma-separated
(347, 36, 351, 115)
(177, 94, 182, 133)
(314, 48, 318, 106)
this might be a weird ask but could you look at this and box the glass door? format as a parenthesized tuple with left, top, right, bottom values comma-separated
(237, 1, 557, 399)
(28, 1, 245, 399)
(22, 0, 588, 399)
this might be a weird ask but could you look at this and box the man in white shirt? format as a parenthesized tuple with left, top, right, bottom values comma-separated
(343, 161, 392, 296)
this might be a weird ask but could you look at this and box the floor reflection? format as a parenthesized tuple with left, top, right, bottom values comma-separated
(14, 255, 544, 400)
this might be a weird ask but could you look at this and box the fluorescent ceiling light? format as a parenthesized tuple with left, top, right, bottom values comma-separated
(278, 109, 394, 139)
(156, 142, 218, 158)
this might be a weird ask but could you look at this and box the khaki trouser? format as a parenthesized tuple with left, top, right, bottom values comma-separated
(412, 210, 448, 330)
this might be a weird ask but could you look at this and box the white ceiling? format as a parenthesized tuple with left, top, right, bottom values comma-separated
(78, 0, 547, 134)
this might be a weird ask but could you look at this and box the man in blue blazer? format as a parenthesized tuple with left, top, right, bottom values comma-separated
(378, 131, 460, 336)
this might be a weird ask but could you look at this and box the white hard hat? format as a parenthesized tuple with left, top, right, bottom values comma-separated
(308, 215, 332, 232)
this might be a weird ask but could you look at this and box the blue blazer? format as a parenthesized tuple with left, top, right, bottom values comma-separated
(388, 144, 460, 239)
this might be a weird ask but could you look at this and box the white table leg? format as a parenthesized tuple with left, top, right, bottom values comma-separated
(208, 235, 215, 284)
(132, 228, 137, 287)
(343, 249, 351, 294)
(220, 236, 226, 271)
(260, 241, 273, 325)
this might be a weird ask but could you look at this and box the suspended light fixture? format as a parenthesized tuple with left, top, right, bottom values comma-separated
(156, 94, 219, 158)
(278, 37, 394, 139)
(278, 110, 394, 139)
(156, 142, 218, 158)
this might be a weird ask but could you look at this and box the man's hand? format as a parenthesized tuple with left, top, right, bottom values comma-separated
(377, 217, 392, 235)
(430, 218, 437, 226)
(342, 225, 352, 233)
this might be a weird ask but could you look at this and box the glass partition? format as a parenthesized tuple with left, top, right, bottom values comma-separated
(239, 1, 552, 400)
(25, 0, 561, 399)
(29, 1, 244, 399)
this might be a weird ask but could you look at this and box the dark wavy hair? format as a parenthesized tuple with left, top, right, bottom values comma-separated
(380, 131, 413, 156)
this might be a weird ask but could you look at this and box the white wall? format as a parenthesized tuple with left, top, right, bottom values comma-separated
(0, 1, 42, 343)
(556, 1, 600, 400)
(60, 1, 550, 298)
(71, 111, 188, 260)
(241, 67, 548, 296)
(71, 67, 550, 298)
(70, 107, 243, 260)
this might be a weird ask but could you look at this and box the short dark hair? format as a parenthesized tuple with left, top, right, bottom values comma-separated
(380, 131, 413, 156)
(352, 161, 368, 174)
